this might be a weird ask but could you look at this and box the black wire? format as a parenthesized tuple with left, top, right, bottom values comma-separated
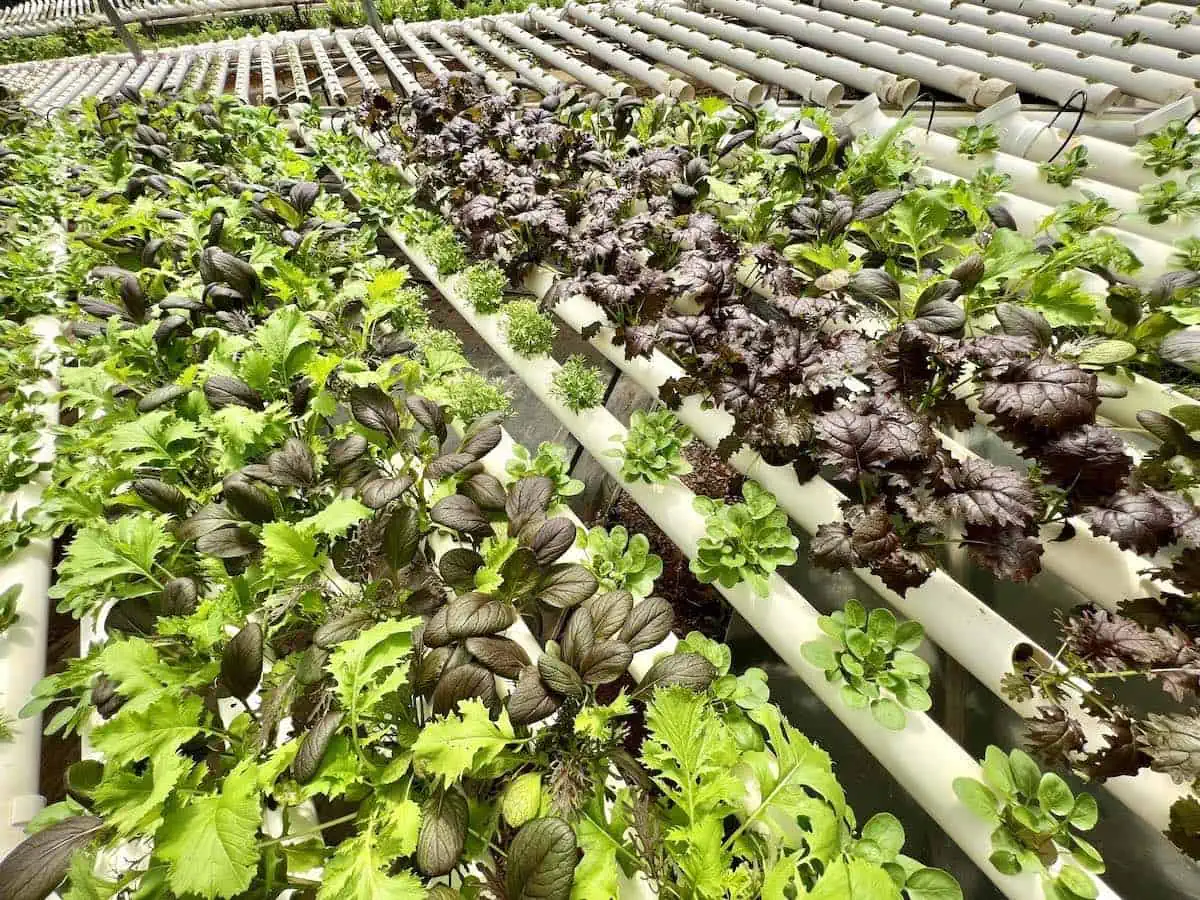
(901, 90, 937, 136)
(1041, 88, 1087, 164)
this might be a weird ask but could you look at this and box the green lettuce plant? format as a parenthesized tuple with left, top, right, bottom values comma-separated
(460, 261, 507, 313)
(801, 600, 930, 730)
(551, 355, 605, 413)
(504, 441, 583, 505)
(955, 747, 1104, 900)
(502, 299, 556, 357)
(690, 480, 799, 597)
(612, 408, 693, 484)
(579, 524, 663, 599)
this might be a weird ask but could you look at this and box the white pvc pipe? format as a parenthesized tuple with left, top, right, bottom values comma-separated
(615, 2, 845, 107)
(758, 0, 1122, 111)
(208, 48, 232, 97)
(309, 32, 347, 105)
(185, 51, 211, 95)
(699, 0, 1005, 106)
(362, 27, 421, 96)
(460, 23, 560, 96)
(334, 31, 379, 96)
(163, 52, 193, 94)
(814, 0, 1196, 105)
(565, 2, 768, 105)
(969, 95, 1159, 193)
(142, 56, 175, 95)
(527, 9, 694, 100)
(875, 0, 1200, 81)
(284, 40, 310, 103)
(654, 0, 910, 106)
(1088, 0, 1195, 23)
(259, 41, 278, 106)
(0, 317, 59, 857)
(959, 0, 1200, 54)
(235, 45, 252, 104)
(390, 23, 451, 80)
(491, 18, 633, 98)
(390, 226, 1121, 900)
(428, 26, 514, 96)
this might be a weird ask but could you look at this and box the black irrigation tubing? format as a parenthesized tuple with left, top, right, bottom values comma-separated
(1041, 88, 1088, 164)
(901, 90, 937, 136)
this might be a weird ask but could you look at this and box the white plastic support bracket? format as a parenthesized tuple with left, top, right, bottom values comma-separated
(1134, 95, 1198, 137)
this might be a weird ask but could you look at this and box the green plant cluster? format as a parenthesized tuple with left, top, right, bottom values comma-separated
(0, 92, 964, 900)
(578, 524, 663, 599)
(613, 408, 693, 484)
(502, 298, 557, 357)
(504, 440, 584, 506)
(551, 354, 606, 413)
(955, 747, 1104, 900)
(691, 480, 799, 597)
(802, 600, 930, 730)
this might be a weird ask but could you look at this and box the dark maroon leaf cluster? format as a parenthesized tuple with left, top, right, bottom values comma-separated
(384, 79, 1200, 599)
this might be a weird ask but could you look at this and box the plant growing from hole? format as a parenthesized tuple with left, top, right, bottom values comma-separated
(802, 600, 930, 730)
(421, 224, 467, 275)
(1040, 146, 1090, 188)
(502, 299, 556, 357)
(0, 584, 18, 635)
(1139, 175, 1200, 225)
(579, 524, 663, 600)
(955, 123, 1000, 158)
(691, 480, 799, 597)
(611, 408, 693, 485)
(505, 441, 583, 505)
(459, 261, 508, 313)
(1136, 118, 1200, 176)
(551, 355, 605, 413)
(955, 747, 1103, 900)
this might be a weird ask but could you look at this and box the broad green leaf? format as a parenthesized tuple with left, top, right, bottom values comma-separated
(1037, 772, 1074, 817)
(330, 618, 419, 726)
(1069, 793, 1099, 831)
(300, 497, 371, 538)
(809, 857, 901, 900)
(904, 868, 964, 900)
(154, 764, 261, 899)
(262, 522, 324, 582)
(412, 698, 518, 781)
(91, 695, 204, 768)
(952, 778, 1000, 823)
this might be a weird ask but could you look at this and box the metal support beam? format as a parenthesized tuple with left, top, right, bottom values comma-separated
(96, 0, 142, 62)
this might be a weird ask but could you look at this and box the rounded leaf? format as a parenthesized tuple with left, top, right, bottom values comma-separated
(293, 710, 343, 783)
(222, 622, 264, 700)
(0, 815, 105, 900)
(506, 817, 577, 900)
(417, 788, 469, 876)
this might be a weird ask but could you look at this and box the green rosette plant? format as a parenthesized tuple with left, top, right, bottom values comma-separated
(690, 481, 799, 597)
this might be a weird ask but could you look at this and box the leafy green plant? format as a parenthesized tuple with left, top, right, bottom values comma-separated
(1137, 119, 1200, 176)
(505, 441, 583, 504)
(691, 480, 799, 597)
(0, 584, 18, 634)
(459, 261, 508, 313)
(611, 408, 693, 484)
(1140, 176, 1200, 224)
(955, 747, 1104, 900)
(433, 370, 512, 423)
(801, 600, 930, 730)
(422, 224, 467, 275)
(551, 355, 605, 413)
(502, 299, 556, 357)
(1040, 146, 1090, 188)
(579, 525, 663, 599)
(955, 123, 1000, 158)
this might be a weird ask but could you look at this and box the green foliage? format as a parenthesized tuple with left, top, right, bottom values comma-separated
(551, 355, 606, 413)
(1140, 175, 1200, 224)
(505, 441, 583, 503)
(955, 124, 999, 158)
(690, 480, 799, 597)
(579, 525, 663, 599)
(955, 747, 1104, 900)
(1039, 146, 1090, 188)
(613, 408, 693, 484)
(422, 226, 468, 275)
(502, 299, 557, 357)
(433, 370, 512, 423)
(802, 600, 930, 730)
(460, 262, 508, 313)
(1137, 119, 1200, 177)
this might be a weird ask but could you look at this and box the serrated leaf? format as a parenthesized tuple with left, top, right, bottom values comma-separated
(412, 698, 517, 781)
